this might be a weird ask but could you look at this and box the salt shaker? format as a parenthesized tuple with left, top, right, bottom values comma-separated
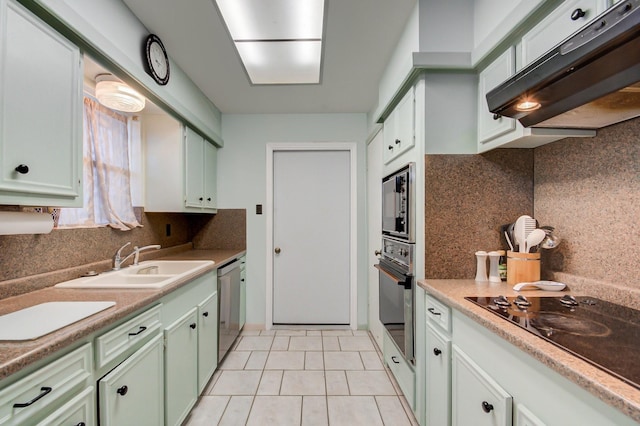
(475, 251, 488, 282)
(488, 251, 502, 283)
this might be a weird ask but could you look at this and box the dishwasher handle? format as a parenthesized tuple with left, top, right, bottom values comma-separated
(217, 258, 242, 276)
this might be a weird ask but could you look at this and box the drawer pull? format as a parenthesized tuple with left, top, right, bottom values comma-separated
(391, 356, 400, 364)
(14, 164, 29, 174)
(190, 323, 197, 329)
(203, 311, 209, 317)
(433, 348, 442, 356)
(482, 401, 494, 413)
(13, 386, 52, 408)
(128, 326, 147, 336)
(570, 8, 586, 20)
(427, 307, 441, 316)
(117, 385, 128, 396)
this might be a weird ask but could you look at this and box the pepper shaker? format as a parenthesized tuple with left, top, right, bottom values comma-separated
(475, 251, 488, 282)
(488, 251, 502, 283)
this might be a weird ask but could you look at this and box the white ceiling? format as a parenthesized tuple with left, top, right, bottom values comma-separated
(121, 0, 416, 114)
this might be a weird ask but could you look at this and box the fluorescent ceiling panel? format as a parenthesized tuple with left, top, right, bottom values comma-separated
(236, 40, 322, 84)
(216, 0, 324, 40)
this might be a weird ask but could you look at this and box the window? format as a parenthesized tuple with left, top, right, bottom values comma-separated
(57, 97, 141, 230)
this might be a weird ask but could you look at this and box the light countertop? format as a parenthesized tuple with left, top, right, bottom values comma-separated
(418, 278, 640, 423)
(0, 249, 245, 382)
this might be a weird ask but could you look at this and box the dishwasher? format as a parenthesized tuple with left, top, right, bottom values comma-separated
(217, 258, 242, 363)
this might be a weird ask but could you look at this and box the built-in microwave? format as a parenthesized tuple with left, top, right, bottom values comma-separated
(382, 163, 415, 242)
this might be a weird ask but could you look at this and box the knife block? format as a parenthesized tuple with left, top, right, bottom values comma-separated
(506, 251, 540, 284)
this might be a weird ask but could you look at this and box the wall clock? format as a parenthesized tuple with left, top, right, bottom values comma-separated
(144, 34, 170, 85)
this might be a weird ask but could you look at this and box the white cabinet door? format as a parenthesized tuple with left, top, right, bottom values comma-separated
(426, 323, 451, 426)
(452, 345, 512, 426)
(521, 0, 601, 67)
(203, 140, 217, 210)
(185, 127, 205, 208)
(383, 87, 415, 164)
(0, 0, 82, 207)
(197, 292, 218, 394)
(477, 47, 517, 148)
(98, 335, 164, 426)
(164, 307, 198, 426)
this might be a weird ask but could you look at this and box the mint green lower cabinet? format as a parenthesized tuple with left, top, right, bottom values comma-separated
(98, 334, 164, 426)
(239, 256, 246, 330)
(197, 292, 218, 393)
(36, 386, 95, 426)
(426, 322, 451, 426)
(164, 307, 199, 426)
(452, 345, 512, 426)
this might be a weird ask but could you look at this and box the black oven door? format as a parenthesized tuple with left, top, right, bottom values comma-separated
(376, 260, 414, 364)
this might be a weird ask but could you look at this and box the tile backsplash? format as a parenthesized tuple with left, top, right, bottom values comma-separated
(425, 117, 639, 291)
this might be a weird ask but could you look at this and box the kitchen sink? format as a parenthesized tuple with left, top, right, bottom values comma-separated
(55, 260, 214, 289)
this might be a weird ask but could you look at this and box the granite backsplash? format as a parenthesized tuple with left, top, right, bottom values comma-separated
(0, 208, 246, 298)
(425, 117, 639, 292)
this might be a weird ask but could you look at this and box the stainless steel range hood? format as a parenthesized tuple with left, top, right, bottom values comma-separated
(487, 0, 640, 129)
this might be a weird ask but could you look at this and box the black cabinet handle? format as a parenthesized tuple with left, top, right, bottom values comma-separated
(433, 348, 442, 356)
(203, 311, 209, 317)
(117, 385, 128, 396)
(571, 8, 586, 20)
(492, 113, 501, 120)
(388, 145, 394, 150)
(14, 164, 29, 174)
(190, 323, 197, 329)
(395, 139, 401, 145)
(13, 386, 52, 408)
(482, 401, 494, 413)
(427, 307, 441, 316)
(128, 326, 147, 336)
(391, 356, 400, 364)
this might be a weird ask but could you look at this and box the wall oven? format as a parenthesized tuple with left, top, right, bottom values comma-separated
(382, 162, 415, 242)
(376, 236, 415, 365)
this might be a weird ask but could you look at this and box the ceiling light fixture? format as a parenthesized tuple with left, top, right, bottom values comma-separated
(95, 74, 146, 112)
(215, 0, 325, 85)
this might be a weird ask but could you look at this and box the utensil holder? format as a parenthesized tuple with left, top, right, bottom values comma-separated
(506, 251, 540, 284)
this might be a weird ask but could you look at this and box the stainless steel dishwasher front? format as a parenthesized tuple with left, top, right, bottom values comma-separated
(217, 258, 242, 363)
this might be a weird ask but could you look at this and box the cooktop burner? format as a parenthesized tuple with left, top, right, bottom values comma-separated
(465, 295, 640, 390)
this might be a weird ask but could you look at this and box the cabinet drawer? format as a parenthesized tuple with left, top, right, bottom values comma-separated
(36, 385, 95, 426)
(383, 331, 415, 409)
(0, 343, 92, 425)
(95, 304, 162, 369)
(425, 294, 451, 333)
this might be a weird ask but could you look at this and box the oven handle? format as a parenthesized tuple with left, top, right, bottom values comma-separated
(375, 264, 412, 290)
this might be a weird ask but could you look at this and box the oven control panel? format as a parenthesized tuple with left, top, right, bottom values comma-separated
(382, 237, 414, 274)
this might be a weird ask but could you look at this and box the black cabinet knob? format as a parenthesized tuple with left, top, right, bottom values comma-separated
(190, 323, 197, 329)
(433, 348, 442, 356)
(395, 139, 401, 145)
(203, 311, 209, 317)
(482, 401, 494, 413)
(199, 197, 203, 201)
(117, 385, 128, 396)
(14, 164, 29, 174)
(388, 145, 394, 150)
(75, 423, 86, 426)
(571, 8, 586, 20)
(207, 197, 212, 202)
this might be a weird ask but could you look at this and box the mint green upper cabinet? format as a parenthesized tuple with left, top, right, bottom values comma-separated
(383, 87, 415, 164)
(0, 0, 82, 207)
(143, 115, 217, 213)
(520, 0, 605, 68)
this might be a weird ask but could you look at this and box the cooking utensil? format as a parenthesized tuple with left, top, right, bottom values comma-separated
(524, 228, 546, 253)
(513, 280, 566, 291)
(540, 226, 561, 249)
(514, 215, 536, 253)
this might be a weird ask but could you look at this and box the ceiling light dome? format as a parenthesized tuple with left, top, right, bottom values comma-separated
(95, 74, 146, 112)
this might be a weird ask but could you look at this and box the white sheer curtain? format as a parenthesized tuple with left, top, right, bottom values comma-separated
(58, 97, 141, 230)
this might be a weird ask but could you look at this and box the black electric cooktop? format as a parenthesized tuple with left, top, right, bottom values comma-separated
(465, 295, 640, 390)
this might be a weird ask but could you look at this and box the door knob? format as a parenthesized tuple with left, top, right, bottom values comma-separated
(275, 247, 281, 254)
(374, 250, 381, 256)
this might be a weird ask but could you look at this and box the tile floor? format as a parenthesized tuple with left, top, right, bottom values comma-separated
(184, 329, 418, 425)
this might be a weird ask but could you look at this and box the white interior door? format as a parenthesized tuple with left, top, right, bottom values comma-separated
(367, 131, 384, 346)
(272, 149, 351, 324)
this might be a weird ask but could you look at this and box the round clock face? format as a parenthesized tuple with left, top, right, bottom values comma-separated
(145, 34, 170, 85)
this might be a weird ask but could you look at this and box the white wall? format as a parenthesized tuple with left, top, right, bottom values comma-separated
(217, 114, 369, 328)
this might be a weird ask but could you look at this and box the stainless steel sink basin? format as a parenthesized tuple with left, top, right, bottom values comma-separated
(55, 260, 214, 289)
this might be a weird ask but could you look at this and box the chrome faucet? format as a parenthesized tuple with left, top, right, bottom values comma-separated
(112, 243, 161, 270)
